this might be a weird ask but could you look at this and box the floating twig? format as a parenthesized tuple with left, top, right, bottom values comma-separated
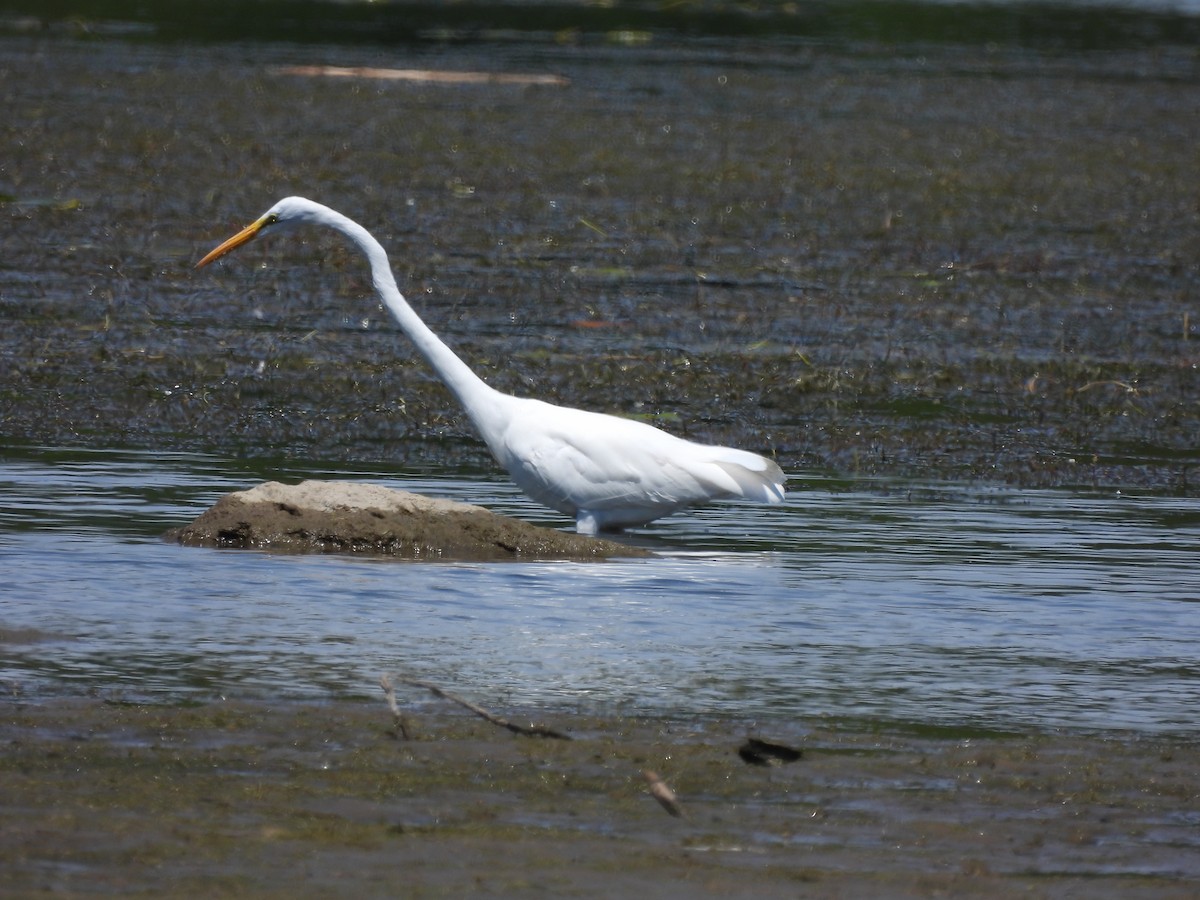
(1075, 380, 1139, 395)
(385, 674, 571, 740)
(275, 65, 569, 87)
(642, 769, 685, 818)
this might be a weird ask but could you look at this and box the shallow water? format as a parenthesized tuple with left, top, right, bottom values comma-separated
(2, 446, 1197, 736)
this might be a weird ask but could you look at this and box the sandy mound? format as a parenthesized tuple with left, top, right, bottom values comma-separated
(165, 480, 647, 561)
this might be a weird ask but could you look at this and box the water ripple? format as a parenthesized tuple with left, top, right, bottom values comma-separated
(1, 447, 1198, 735)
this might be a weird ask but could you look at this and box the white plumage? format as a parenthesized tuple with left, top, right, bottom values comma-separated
(198, 197, 785, 534)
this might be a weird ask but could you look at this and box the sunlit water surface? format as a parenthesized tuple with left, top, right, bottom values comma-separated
(1, 447, 1197, 735)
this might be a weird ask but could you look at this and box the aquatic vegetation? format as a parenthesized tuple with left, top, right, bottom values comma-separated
(0, 14, 1195, 493)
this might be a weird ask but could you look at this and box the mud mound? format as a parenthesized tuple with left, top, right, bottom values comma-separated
(166, 481, 646, 561)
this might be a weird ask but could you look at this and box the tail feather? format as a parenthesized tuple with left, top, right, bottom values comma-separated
(711, 455, 786, 504)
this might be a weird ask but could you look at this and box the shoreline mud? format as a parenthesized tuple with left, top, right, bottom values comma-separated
(2, 694, 1198, 897)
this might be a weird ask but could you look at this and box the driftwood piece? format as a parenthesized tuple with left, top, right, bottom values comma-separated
(275, 64, 569, 87)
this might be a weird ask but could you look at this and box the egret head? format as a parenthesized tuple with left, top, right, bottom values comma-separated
(196, 196, 320, 268)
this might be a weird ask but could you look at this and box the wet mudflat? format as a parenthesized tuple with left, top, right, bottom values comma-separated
(4, 697, 1199, 898)
(1, 2, 1199, 896)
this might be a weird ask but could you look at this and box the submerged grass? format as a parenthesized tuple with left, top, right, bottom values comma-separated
(0, 14, 1196, 492)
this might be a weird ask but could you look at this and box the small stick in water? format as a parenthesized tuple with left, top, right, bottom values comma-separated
(642, 769, 685, 818)
(383, 674, 571, 740)
(378, 673, 411, 740)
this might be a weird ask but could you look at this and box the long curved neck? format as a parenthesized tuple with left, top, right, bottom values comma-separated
(324, 208, 502, 416)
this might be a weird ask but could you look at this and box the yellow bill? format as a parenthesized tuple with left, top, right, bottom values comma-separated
(196, 214, 271, 268)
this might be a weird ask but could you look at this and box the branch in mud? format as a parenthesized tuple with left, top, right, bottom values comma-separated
(380, 673, 572, 741)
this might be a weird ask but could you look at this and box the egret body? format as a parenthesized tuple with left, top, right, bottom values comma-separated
(197, 197, 785, 534)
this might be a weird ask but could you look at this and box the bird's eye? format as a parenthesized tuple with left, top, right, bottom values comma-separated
(266, 214, 279, 225)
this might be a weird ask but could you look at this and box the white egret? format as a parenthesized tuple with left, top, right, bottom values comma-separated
(197, 197, 785, 534)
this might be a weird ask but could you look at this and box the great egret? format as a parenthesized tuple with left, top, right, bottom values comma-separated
(197, 197, 785, 534)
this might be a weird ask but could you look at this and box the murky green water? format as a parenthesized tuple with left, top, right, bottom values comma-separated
(2, 446, 1197, 735)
